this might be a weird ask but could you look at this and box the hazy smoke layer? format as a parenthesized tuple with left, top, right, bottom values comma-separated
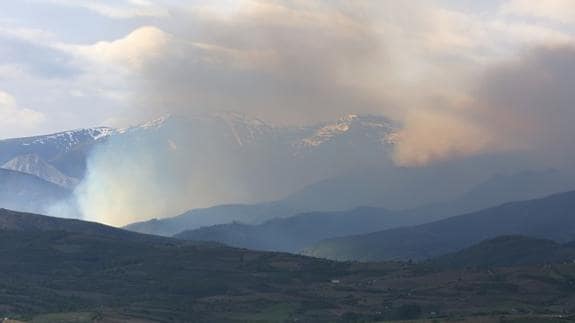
(395, 45, 575, 166)
(134, 1, 390, 125)
(120, 1, 575, 166)
(68, 1, 575, 225)
(74, 118, 263, 226)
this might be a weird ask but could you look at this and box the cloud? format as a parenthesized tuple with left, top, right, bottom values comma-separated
(127, 0, 390, 124)
(95, 0, 573, 124)
(501, 0, 575, 24)
(0, 27, 78, 78)
(0, 91, 45, 138)
(68, 26, 172, 71)
(35, 0, 170, 19)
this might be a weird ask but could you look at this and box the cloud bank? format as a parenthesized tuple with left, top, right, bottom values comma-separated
(0, 90, 45, 138)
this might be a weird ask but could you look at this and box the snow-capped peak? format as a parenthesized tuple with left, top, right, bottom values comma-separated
(137, 114, 174, 129)
(299, 114, 397, 148)
(2, 154, 80, 189)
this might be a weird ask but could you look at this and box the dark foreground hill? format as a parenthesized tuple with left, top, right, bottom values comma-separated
(0, 208, 179, 245)
(304, 190, 575, 262)
(1, 211, 575, 322)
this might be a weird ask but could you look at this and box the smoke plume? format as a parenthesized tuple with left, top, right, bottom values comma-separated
(65, 1, 575, 225)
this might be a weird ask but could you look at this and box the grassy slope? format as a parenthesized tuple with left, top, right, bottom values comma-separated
(2, 229, 575, 322)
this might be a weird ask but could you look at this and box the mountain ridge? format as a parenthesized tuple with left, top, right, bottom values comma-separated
(304, 190, 575, 261)
(2, 153, 80, 188)
(429, 235, 575, 269)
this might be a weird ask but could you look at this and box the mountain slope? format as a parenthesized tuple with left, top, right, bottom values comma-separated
(0, 168, 71, 214)
(284, 166, 575, 213)
(304, 190, 575, 261)
(170, 169, 575, 253)
(4, 210, 575, 322)
(2, 154, 80, 188)
(429, 235, 575, 269)
(124, 203, 300, 236)
(0, 127, 114, 176)
(0, 208, 176, 244)
(174, 207, 445, 252)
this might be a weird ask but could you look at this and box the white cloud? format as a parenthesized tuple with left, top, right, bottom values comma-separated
(35, 0, 170, 19)
(501, 0, 575, 24)
(0, 90, 45, 138)
(66, 26, 172, 71)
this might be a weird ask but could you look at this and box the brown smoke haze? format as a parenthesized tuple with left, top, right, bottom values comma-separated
(116, 0, 575, 166)
(62, 0, 575, 225)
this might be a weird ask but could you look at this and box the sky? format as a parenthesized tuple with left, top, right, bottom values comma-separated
(1, 0, 575, 166)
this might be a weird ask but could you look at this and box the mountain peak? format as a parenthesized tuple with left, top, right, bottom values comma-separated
(1, 153, 80, 189)
(300, 114, 398, 148)
(139, 113, 174, 129)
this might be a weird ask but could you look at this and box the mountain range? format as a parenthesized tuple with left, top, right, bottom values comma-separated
(0, 113, 402, 218)
(304, 190, 575, 261)
(146, 169, 573, 253)
(1, 112, 574, 235)
(173, 206, 433, 252)
(125, 203, 301, 236)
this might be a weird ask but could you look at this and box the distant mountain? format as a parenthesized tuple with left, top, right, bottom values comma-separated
(440, 169, 575, 215)
(2, 154, 80, 188)
(429, 235, 575, 269)
(283, 165, 575, 213)
(116, 113, 399, 205)
(0, 168, 71, 214)
(0, 127, 114, 178)
(396, 169, 575, 225)
(4, 112, 574, 224)
(124, 203, 300, 236)
(0, 113, 399, 219)
(174, 207, 445, 252)
(304, 190, 575, 261)
(169, 169, 575, 253)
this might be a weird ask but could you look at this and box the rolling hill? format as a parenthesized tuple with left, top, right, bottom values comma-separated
(125, 203, 301, 236)
(3, 209, 575, 322)
(304, 190, 575, 262)
(0, 208, 187, 245)
(170, 170, 575, 253)
(174, 207, 444, 252)
(429, 235, 575, 269)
